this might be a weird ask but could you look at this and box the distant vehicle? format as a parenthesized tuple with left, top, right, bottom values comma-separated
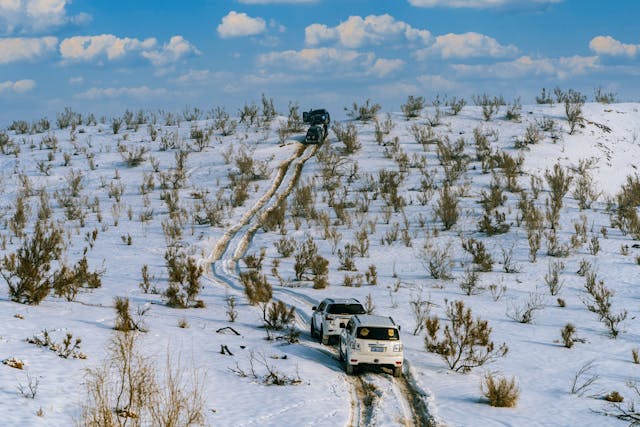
(304, 125, 325, 144)
(303, 109, 330, 126)
(311, 298, 366, 345)
(302, 109, 330, 144)
(339, 315, 403, 377)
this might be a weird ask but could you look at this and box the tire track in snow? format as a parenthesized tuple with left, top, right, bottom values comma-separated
(204, 141, 435, 427)
(205, 143, 308, 266)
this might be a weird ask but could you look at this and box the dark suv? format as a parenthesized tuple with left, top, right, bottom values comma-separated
(311, 298, 366, 344)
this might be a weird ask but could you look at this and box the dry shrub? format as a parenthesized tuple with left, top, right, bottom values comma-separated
(482, 373, 519, 407)
(425, 300, 508, 372)
(2, 220, 65, 305)
(80, 332, 206, 426)
(561, 323, 576, 348)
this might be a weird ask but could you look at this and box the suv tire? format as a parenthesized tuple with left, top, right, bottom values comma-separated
(392, 366, 402, 378)
(321, 328, 330, 345)
(345, 362, 356, 375)
(310, 320, 317, 339)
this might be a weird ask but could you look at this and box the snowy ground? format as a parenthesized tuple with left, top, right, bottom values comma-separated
(0, 101, 639, 426)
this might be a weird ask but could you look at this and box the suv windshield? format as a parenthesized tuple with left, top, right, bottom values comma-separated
(328, 304, 365, 315)
(357, 327, 400, 341)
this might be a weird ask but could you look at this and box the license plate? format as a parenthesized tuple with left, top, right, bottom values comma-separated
(370, 346, 385, 352)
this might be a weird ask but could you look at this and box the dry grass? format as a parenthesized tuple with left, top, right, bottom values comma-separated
(482, 372, 519, 407)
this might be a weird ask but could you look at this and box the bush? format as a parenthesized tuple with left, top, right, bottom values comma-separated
(594, 87, 617, 104)
(421, 243, 453, 280)
(1, 221, 65, 305)
(80, 332, 206, 426)
(561, 323, 576, 348)
(425, 300, 508, 372)
(561, 89, 586, 134)
(461, 238, 494, 272)
(434, 184, 459, 230)
(240, 270, 272, 306)
(332, 122, 361, 154)
(446, 97, 466, 115)
(482, 373, 519, 407)
(163, 249, 204, 308)
(344, 98, 381, 122)
(114, 297, 147, 332)
(401, 95, 425, 119)
(264, 301, 295, 330)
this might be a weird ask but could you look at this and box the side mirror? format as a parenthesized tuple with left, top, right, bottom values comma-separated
(312, 306, 317, 311)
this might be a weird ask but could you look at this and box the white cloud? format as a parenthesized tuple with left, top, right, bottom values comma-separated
(452, 55, 599, 79)
(305, 14, 430, 48)
(415, 32, 518, 59)
(370, 58, 405, 77)
(217, 11, 266, 38)
(0, 0, 91, 34)
(141, 36, 200, 66)
(0, 78, 35, 93)
(416, 74, 458, 90)
(68, 76, 83, 85)
(589, 36, 639, 58)
(0, 36, 57, 63)
(258, 47, 374, 72)
(60, 34, 157, 61)
(407, 0, 561, 8)
(75, 86, 168, 100)
(59, 34, 198, 66)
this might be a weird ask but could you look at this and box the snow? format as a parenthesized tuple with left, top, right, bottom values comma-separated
(1, 102, 639, 426)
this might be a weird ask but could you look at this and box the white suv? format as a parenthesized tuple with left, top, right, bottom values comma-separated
(311, 298, 366, 345)
(339, 315, 403, 377)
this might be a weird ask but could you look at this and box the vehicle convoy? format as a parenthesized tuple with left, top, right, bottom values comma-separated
(311, 298, 366, 345)
(339, 315, 403, 377)
(302, 108, 330, 144)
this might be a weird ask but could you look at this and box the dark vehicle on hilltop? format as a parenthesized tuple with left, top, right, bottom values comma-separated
(303, 109, 330, 144)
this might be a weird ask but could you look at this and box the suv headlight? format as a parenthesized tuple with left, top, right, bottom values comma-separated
(393, 344, 403, 352)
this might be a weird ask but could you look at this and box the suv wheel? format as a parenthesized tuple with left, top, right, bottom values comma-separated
(392, 366, 402, 378)
(310, 320, 317, 339)
(345, 362, 356, 375)
(321, 328, 330, 345)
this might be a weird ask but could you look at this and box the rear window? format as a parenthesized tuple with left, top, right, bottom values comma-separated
(327, 304, 365, 315)
(357, 327, 399, 341)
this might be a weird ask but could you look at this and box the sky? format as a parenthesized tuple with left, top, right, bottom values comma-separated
(1, 0, 639, 124)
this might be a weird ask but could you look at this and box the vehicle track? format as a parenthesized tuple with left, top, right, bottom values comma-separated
(205, 143, 308, 265)
(205, 141, 434, 427)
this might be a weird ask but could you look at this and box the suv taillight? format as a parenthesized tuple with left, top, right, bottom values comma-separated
(393, 344, 403, 352)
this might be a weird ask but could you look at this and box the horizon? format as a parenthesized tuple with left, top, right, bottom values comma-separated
(1, 0, 639, 125)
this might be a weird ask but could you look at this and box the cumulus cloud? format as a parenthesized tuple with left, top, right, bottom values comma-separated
(60, 34, 156, 61)
(217, 11, 266, 38)
(75, 85, 168, 100)
(589, 35, 639, 58)
(59, 34, 197, 66)
(370, 58, 405, 77)
(141, 36, 200, 66)
(0, 0, 91, 34)
(452, 55, 599, 79)
(0, 78, 35, 93)
(305, 14, 430, 48)
(407, 0, 561, 8)
(258, 47, 376, 74)
(415, 32, 518, 59)
(0, 36, 57, 63)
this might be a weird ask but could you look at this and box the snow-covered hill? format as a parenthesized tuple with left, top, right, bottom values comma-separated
(1, 101, 639, 426)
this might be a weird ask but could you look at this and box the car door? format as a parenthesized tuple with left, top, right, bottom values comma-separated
(341, 319, 354, 354)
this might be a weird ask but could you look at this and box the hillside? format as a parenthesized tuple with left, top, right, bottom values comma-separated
(0, 100, 639, 426)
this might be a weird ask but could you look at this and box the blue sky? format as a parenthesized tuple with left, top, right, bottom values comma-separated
(1, 0, 639, 123)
